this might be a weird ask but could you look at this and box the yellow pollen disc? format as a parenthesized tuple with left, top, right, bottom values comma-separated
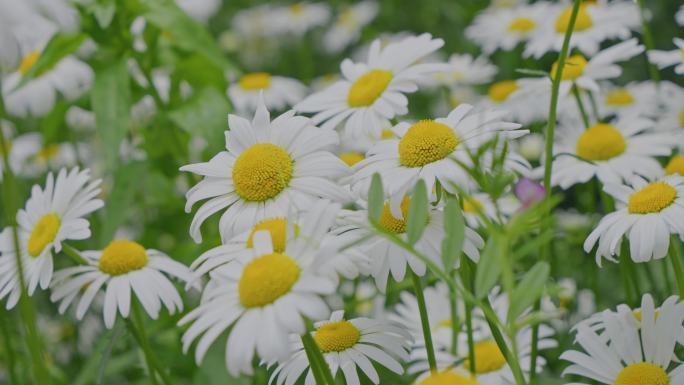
(555, 4, 593, 33)
(398, 119, 459, 167)
(238, 72, 272, 90)
(378, 198, 411, 234)
(37, 144, 60, 161)
(313, 320, 361, 353)
(417, 370, 480, 385)
(605, 89, 635, 106)
(239, 252, 300, 308)
(665, 155, 684, 176)
(347, 69, 393, 107)
(679, 107, 684, 126)
(463, 197, 484, 214)
(232, 143, 293, 202)
(575, 123, 626, 161)
(289, 3, 304, 14)
(508, 17, 536, 33)
(559, 296, 573, 310)
(551, 55, 588, 81)
(246, 218, 299, 253)
(27, 213, 61, 257)
(614, 362, 669, 385)
(339, 152, 365, 167)
(98, 240, 149, 276)
(466, 341, 506, 374)
(488, 80, 518, 103)
(627, 182, 677, 214)
(18, 51, 40, 75)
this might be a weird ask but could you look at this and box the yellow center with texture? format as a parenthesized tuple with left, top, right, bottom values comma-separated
(239, 253, 300, 308)
(378, 198, 411, 234)
(665, 155, 684, 176)
(614, 362, 669, 385)
(399, 120, 459, 167)
(417, 370, 479, 385)
(98, 240, 149, 275)
(575, 124, 626, 161)
(627, 182, 677, 214)
(232, 144, 293, 202)
(605, 89, 635, 106)
(246, 218, 299, 253)
(313, 320, 360, 353)
(27, 213, 61, 257)
(551, 55, 588, 81)
(488, 80, 518, 103)
(467, 341, 506, 374)
(555, 4, 593, 33)
(347, 70, 393, 107)
(238, 72, 272, 90)
(508, 17, 536, 33)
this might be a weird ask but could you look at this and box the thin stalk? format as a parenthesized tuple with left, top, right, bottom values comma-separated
(619, 252, 636, 306)
(635, 0, 661, 84)
(621, 242, 641, 304)
(127, 302, 173, 385)
(482, 300, 526, 385)
(571, 84, 590, 129)
(0, 309, 18, 384)
(448, 273, 460, 356)
(411, 271, 437, 372)
(301, 333, 326, 385)
(531, 0, 582, 382)
(586, 91, 601, 122)
(669, 239, 684, 298)
(301, 332, 335, 385)
(662, 258, 674, 295)
(62, 243, 88, 265)
(460, 261, 476, 374)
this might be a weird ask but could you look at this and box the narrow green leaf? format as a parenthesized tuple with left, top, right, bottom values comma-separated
(474, 238, 501, 299)
(441, 196, 465, 271)
(91, 57, 130, 169)
(508, 262, 550, 321)
(514, 68, 549, 77)
(98, 162, 147, 243)
(368, 173, 384, 223)
(13, 33, 87, 91)
(407, 180, 428, 245)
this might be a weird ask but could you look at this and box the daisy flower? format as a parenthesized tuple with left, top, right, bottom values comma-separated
(180, 96, 350, 243)
(321, 1, 379, 54)
(268, 310, 411, 385)
(461, 192, 519, 229)
(597, 81, 658, 119)
(413, 369, 480, 385)
(349, 104, 527, 210)
(0, 127, 41, 180)
(648, 38, 684, 75)
(332, 197, 484, 291)
(49, 239, 192, 328)
(423, 54, 497, 88)
(678, 5, 684, 26)
(584, 174, 684, 264)
(296, 33, 445, 139)
(478, 79, 550, 125)
(550, 113, 671, 189)
(178, 201, 339, 376)
(271, 2, 331, 36)
(561, 294, 684, 385)
(0, 168, 102, 309)
(176, 0, 220, 23)
(514, 133, 545, 162)
(227, 72, 306, 114)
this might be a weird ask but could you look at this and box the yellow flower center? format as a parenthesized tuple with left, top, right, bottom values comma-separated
(246, 218, 299, 253)
(347, 70, 393, 107)
(232, 143, 293, 202)
(679, 107, 684, 127)
(463, 196, 484, 214)
(289, 3, 304, 14)
(437, 319, 453, 329)
(488, 80, 518, 103)
(555, 4, 593, 33)
(398, 119, 459, 167)
(37, 144, 60, 161)
(575, 123, 626, 161)
(18, 51, 40, 75)
(614, 362, 669, 385)
(508, 17, 536, 33)
(313, 320, 361, 353)
(665, 155, 684, 176)
(633, 309, 660, 322)
(417, 370, 480, 385)
(339, 152, 365, 167)
(239, 252, 300, 308)
(238, 72, 272, 90)
(378, 198, 411, 234)
(381, 129, 395, 139)
(98, 240, 149, 276)
(605, 89, 635, 106)
(466, 341, 506, 374)
(27, 213, 61, 257)
(551, 55, 588, 81)
(627, 182, 677, 214)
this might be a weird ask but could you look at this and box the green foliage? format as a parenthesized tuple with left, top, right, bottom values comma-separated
(368, 173, 384, 224)
(406, 180, 428, 245)
(441, 196, 465, 272)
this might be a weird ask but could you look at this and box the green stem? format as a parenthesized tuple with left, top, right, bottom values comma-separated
(482, 300, 526, 385)
(127, 302, 173, 385)
(411, 271, 437, 372)
(62, 243, 88, 265)
(301, 332, 335, 385)
(662, 258, 674, 295)
(586, 91, 601, 123)
(619, 251, 636, 306)
(448, 272, 460, 356)
(0, 308, 18, 384)
(636, 0, 661, 84)
(531, 0, 582, 382)
(301, 333, 326, 385)
(621, 242, 641, 304)
(571, 84, 590, 129)
(460, 261, 476, 374)
(669, 239, 684, 298)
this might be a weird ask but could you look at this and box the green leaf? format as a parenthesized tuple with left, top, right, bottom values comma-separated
(441, 196, 465, 271)
(368, 173, 384, 223)
(474, 238, 501, 299)
(98, 162, 147, 243)
(508, 261, 550, 321)
(514, 68, 549, 77)
(72, 323, 124, 385)
(91, 57, 130, 169)
(13, 33, 87, 91)
(406, 180, 428, 245)
(169, 87, 229, 147)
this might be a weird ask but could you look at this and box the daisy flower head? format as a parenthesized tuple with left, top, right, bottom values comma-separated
(597, 81, 658, 119)
(0, 127, 41, 180)
(49, 239, 193, 328)
(296, 33, 445, 139)
(180, 95, 351, 243)
(228, 72, 306, 114)
(584, 174, 684, 265)
(648, 38, 684, 75)
(413, 369, 480, 385)
(461, 192, 520, 229)
(178, 201, 340, 376)
(269, 310, 411, 385)
(321, 0, 379, 54)
(176, 0, 220, 23)
(561, 294, 684, 385)
(479, 79, 550, 125)
(0, 168, 102, 309)
(423, 54, 497, 89)
(550, 113, 671, 189)
(271, 2, 331, 36)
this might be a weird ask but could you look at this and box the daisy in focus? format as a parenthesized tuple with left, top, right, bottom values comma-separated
(584, 174, 684, 264)
(268, 310, 411, 385)
(0, 168, 102, 309)
(648, 38, 684, 75)
(180, 96, 350, 243)
(178, 201, 339, 376)
(228, 72, 307, 114)
(296, 33, 445, 139)
(322, 1, 379, 54)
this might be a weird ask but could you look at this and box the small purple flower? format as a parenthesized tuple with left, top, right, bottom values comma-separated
(515, 178, 545, 209)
